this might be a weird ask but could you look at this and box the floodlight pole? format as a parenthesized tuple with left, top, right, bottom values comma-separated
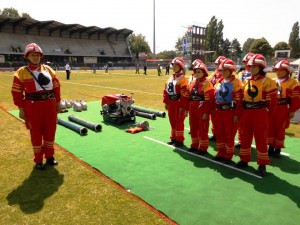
(153, 0, 156, 58)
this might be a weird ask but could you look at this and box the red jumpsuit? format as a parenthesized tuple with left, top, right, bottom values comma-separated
(11, 64, 61, 163)
(268, 78, 300, 148)
(236, 70, 251, 144)
(187, 77, 215, 152)
(214, 76, 243, 160)
(240, 75, 277, 165)
(208, 70, 223, 136)
(163, 73, 189, 143)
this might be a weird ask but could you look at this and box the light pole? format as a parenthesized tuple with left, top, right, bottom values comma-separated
(153, 0, 156, 58)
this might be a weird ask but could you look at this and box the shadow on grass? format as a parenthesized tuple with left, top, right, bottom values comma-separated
(174, 149, 300, 209)
(269, 155, 300, 174)
(285, 132, 295, 138)
(6, 166, 64, 214)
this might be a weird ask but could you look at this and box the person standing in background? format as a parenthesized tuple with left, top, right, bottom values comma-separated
(65, 62, 71, 80)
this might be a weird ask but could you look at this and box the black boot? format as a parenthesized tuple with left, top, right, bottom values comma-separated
(197, 150, 207, 155)
(214, 156, 224, 162)
(167, 139, 176, 145)
(273, 148, 281, 158)
(35, 162, 45, 170)
(209, 134, 216, 142)
(187, 148, 197, 153)
(174, 141, 184, 147)
(258, 165, 267, 177)
(236, 160, 248, 168)
(46, 157, 58, 166)
(268, 146, 275, 156)
(234, 143, 241, 149)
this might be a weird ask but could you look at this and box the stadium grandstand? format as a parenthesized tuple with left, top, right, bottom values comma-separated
(0, 15, 134, 70)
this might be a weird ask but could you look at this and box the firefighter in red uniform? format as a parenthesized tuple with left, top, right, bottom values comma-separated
(213, 59, 243, 164)
(11, 43, 61, 170)
(163, 57, 189, 147)
(237, 54, 278, 176)
(235, 52, 254, 149)
(187, 62, 215, 154)
(268, 60, 300, 157)
(188, 59, 203, 85)
(208, 55, 226, 142)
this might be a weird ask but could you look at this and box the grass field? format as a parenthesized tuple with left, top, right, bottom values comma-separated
(1, 69, 300, 225)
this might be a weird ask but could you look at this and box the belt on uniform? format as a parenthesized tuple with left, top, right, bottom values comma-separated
(190, 95, 205, 101)
(168, 94, 181, 101)
(278, 98, 290, 105)
(25, 91, 55, 101)
(243, 101, 266, 109)
(216, 103, 234, 110)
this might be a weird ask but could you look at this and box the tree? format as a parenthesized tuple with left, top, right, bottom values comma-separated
(128, 33, 151, 59)
(216, 20, 224, 55)
(231, 38, 242, 61)
(205, 16, 224, 61)
(21, 12, 33, 19)
(249, 38, 273, 57)
(221, 38, 231, 57)
(273, 42, 289, 51)
(242, 38, 255, 53)
(156, 50, 176, 59)
(0, 7, 20, 17)
(175, 36, 185, 52)
(288, 22, 300, 58)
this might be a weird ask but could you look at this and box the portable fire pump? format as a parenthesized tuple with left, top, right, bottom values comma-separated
(100, 94, 136, 124)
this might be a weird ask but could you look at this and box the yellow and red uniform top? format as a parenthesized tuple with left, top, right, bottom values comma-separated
(163, 72, 189, 109)
(215, 75, 243, 115)
(242, 74, 278, 111)
(276, 77, 300, 112)
(11, 64, 61, 108)
(187, 77, 215, 114)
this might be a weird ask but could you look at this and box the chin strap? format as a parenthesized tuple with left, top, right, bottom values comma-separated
(27, 62, 40, 71)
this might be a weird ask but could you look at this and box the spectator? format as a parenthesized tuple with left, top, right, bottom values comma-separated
(92, 64, 96, 74)
(135, 63, 140, 74)
(157, 64, 161, 76)
(104, 64, 109, 74)
(165, 64, 170, 75)
(65, 62, 71, 80)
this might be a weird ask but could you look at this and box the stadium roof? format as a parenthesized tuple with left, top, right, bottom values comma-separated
(0, 15, 133, 38)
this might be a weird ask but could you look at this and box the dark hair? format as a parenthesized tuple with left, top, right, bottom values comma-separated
(260, 66, 266, 76)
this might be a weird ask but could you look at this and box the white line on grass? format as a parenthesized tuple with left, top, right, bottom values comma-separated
(63, 81, 161, 96)
(144, 136, 263, 179)
(184, 127, 290, 156)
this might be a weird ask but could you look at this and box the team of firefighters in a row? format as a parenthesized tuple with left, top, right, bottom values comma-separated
(163, 54, 300, 176)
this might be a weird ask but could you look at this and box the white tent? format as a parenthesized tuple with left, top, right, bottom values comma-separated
(290, 58, 300, 65)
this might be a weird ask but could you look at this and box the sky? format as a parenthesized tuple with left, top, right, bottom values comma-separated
(1, 0, 299, 53)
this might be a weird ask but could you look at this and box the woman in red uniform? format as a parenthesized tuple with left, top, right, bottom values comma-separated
(187, 62, 215, 154)
(213, 59, 243, 164)
(235, 52, 254, 149)
(163, 57, 189, 147)
(11, 43, 61, 170)
(209, 55, 226, 142)
(238, 54, 278, 176)
(268, 60, 300, 157)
